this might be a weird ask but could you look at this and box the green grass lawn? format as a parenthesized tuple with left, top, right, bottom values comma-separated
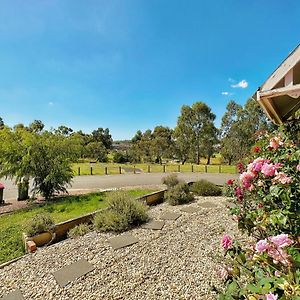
(0, 189, 155, 265)
(72, 161, 237, 176)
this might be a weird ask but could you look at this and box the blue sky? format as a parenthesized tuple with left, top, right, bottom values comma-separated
(0, 1, 299, 140)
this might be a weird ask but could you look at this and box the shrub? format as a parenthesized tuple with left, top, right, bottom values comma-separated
(68, 223, 91, 238)
(93, 210, 129, 232)
(191, 180, 222, 196)
(93, 191, 149, 232)
(218, 127, 300, 298)
(162, 174, 181, 188)
(113, 151, 128, 163)
(25, 213, 55, 236)
(164, 183, 194, 205)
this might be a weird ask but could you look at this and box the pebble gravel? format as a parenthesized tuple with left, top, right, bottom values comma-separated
(0, 196, 241, 300)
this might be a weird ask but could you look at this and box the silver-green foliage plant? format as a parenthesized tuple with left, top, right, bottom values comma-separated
(162, 174, 181, 188)
(25, 213, 55, 236)
(68, 224, 91, 238)
(93, 191, 149, 232)
(165, 183, 194, 205)
(191, 180, 222, 196)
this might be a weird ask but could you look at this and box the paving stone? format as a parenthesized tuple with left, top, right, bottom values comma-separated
(53, 259, 94, 288)
(0, 290, 24, 300)
(160, 211, 181, 220)
(181, 206, 200, 213)
(142, 220, 165, 230)
(198, 202, 217, 208)
(108, 234, 139, 250)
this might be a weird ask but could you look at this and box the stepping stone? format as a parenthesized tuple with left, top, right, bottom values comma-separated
(160, 212, 181, 220)
(181, 206, 200, 213)
(53, 259, 94, 288)
(108, 234, 139, 250)
(0, 290, 24, 300)
(142, 220, 165, 230)
(198, 202, 217, 208)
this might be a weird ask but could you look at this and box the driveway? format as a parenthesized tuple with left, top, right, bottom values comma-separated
(0, 172, 238, 201)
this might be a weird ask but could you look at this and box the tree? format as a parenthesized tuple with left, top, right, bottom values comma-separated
(200, 123, 218, 165)
(28, 132, 80, 199)
(174, 102, 216, 164)
(0, 117, 4, 129)
(85, 142, 108, 162)
(151, 126, 174, 164)
(29, 120, 44, 133)
(220, 99, 273, 165)
(0, 127, 80, 200)
(55, 125, 73, 136)
(219, 101, 243, 165)
(113, 151, 128, 163)
(131, 130, 142, 143)
(0, 127, 32, 184)
(91, 128, 112, 149)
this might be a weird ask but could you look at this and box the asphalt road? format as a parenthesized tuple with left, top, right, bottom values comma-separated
(0, 172, 238, 201)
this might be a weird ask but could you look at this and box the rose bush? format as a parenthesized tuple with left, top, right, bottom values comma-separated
(218, 127, 300, 299)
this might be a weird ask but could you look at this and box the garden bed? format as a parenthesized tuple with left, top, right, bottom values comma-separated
(0, 189, 156, 265)
(0, 196, 238, 299)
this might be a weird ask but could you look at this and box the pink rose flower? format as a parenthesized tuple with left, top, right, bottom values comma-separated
(268, 247, 291, 266)
(0, 183, 4, 189)
(265, 293, 278, 300)
(255, 239, 269, 253)
(234, 186, 244, 202)
(261, 163, 277, 177)
(297, 164, 300, 171)
(221, 234, 233, 249)
(269, 136, 282, 150)
(272, 172, 292, 185)
(217, 266, 233, 281)
(240, 171, 256, 190)
(269, 234, 293, 248)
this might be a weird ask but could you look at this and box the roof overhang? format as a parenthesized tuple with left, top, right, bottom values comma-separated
(254, 44, 300, 124)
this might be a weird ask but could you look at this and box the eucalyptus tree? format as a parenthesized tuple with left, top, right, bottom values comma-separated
(175, 102, 217, 164)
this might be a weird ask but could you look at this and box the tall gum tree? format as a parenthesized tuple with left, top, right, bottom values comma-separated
(175, 102, 217, 165)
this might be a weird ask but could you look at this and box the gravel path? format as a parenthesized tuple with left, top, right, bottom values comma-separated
(0, 196, 240, 300)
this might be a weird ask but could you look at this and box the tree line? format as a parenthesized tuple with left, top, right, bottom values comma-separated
(0, 98, 273, 199)
(0, 98, 274, 168)
(123, 98, 274, 165)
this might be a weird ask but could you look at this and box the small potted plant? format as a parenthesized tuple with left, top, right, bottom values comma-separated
(24, 213, 55, 247)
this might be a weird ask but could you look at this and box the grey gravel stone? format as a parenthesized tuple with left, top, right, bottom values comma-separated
(0, 196, 241, 300)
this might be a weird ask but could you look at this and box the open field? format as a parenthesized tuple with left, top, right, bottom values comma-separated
(0, 189, 155, 265)
(72, 161, 237, 176)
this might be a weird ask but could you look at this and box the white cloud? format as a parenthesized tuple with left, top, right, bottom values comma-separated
(231, 79, 248, 89)
(221, 91, 234, 96)
(228, 78, 235, 83)
(48, 101, 54, 106)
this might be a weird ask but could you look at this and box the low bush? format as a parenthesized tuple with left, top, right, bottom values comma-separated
(93, 191, 149, 232)
(24, 213, 55, 236)
(164, 183, 194, 205)
(162, 174, 181, 188)
(68, 223, 91, 238)
(191, 180, 222, 196)
(94, 210, 129, 232)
